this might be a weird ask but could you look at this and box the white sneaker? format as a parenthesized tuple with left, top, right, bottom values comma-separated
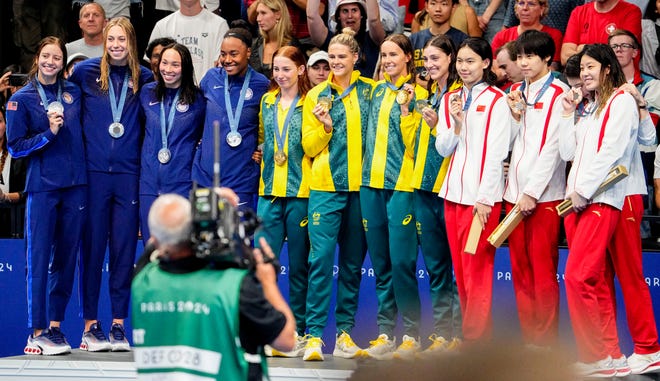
(612, 355, 632, 377)
(573, 356, 616, 378)
(270, 333, 308, 357)
(362, 334, 396, 360)
(392, 335, 421, 360)
(628, 349, 660, 374)
(302, 337, 324, 361)
(333, 331, 362, 358)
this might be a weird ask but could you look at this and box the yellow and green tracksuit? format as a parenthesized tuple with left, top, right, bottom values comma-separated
(302, 71, 374, 337)
(257, 89, 312, 335)
(412, 81, 462, 339)
(361, 72, 427, 337)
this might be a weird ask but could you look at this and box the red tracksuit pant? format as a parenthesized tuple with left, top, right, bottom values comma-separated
(602, 194, 660, 357)
(444, 200, 501, 341)
(506, 200, 560, 346)
(564, 203, 620, 362)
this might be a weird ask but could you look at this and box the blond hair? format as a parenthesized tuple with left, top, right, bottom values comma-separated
(100, 17, 141, 94)
(256, 0, 293, 48)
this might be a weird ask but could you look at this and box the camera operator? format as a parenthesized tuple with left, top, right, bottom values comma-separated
(131, 189, 296, 381)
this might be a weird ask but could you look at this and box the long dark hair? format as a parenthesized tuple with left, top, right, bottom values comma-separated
(457, 37, 497, 85)
(28, 36, 67, 83)
(155, 43, 198, 105)
(382, 33, 416, 84)
(424, 34, 459, 91)
(579, 44, 626, 116)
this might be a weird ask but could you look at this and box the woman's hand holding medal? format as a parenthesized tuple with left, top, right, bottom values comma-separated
(449, 93, 464, 134)
(506, 90, 524, 122)
(47, 101, 64, 134)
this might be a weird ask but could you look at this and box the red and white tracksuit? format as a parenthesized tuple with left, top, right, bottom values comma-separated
(559, 90, 638, 362)
(503, 73, 568, 346)
(601, 113, 660, 358)
(436, 82, 511, 341)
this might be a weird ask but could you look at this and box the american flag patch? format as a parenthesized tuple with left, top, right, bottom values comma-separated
(476, 105, 486, 112)
(6, 101, 17, 111)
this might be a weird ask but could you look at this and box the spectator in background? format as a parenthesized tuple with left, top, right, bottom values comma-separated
(495, 41, 523, 92)
(409, 0, 468, 84)
(148, 0, 229, 83)
(0, 106, 26, 238)
(64, 53, 89, 78)
(468, 0, 508, 43)
(95, 0, 130, 19)
(560, 0, 642, 65)
(249, 0, 324, 50)
(65, 2, 107, 59)
(608, 29, 660, 122)
(503, 0, 582, 34)
(12, 0, 67, 71)
(307, 0, 386, 78)
(641, 0, 660, 78)
(491, 0, 562, 70)
(412, 0, 482, 37)
(145, 37, 177, 79)
(307, 50, 330, 86)
(326, 0, 399, 34)
(249, 0, 299, 78)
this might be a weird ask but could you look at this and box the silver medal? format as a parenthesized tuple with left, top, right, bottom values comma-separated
(47, 101, 64, 115)
(226, 131, 242, 147)
(109, 122, 125, 138)
(158, 148, 171, 164)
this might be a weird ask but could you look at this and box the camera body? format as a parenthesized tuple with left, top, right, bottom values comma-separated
(9, 74, 28, 87)
(189, 186, 260, 269)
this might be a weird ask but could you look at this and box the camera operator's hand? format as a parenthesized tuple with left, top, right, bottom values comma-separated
(253, 237, 296, 352)
(214, 187, 239, 207)
(253, 237, 278, 285)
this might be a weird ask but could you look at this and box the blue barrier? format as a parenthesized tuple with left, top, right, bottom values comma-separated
(2, 239, 660, 358)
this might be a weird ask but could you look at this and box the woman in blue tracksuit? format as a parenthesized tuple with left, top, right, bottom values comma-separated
(192, 22, 269, 211)
(7, 36, 86, 355)
(68, 17, 153, 352)
(138, 43, 205, 243)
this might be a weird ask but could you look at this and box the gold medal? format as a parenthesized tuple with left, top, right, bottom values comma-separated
(318, 96, 332, 113)
(274, 150, 287, 166)
(396, 89, 410, 105)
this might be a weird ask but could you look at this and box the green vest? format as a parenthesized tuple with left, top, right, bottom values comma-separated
(132, 263, 266, 380)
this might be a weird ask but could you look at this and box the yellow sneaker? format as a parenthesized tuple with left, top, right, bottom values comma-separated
(392, 335, 420, 360)
(270, 333, 308, 357)
(363, 334, 396, 360)
(302, 337, 324, 361)
(333, 331, 362, 358)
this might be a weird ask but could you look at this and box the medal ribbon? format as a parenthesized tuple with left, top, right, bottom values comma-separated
(35, 80, 62, 112)
(108, 71, 129, 124)
(322, 80, 357, 103)
(519, 74, 554, 107)
(224, 69, 252, 135)
(273, 93, 300, 154)
(159, 89, 181, 152)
